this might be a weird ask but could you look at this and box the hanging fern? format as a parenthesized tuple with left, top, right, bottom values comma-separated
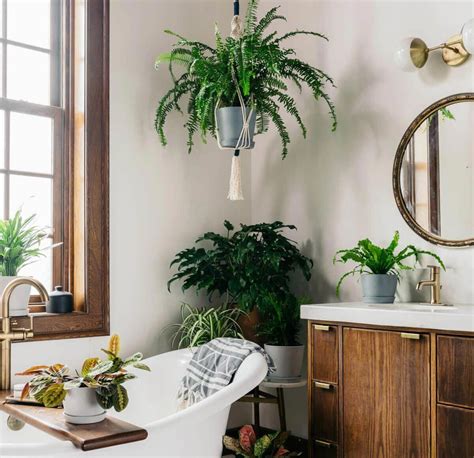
(155, 0, 336, 158)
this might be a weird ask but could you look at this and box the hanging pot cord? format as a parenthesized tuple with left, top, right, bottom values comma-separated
(215, 12, 254, 200)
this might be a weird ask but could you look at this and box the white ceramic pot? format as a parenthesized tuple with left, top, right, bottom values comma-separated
(264, 344, 305, 379)
(0, 276, 31, 316)
(63, 387, 106, 424)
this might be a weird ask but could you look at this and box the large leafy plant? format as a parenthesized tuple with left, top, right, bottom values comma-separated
(223, 425, 298, 457)
(17, 335, 150, 412)
(168, 221, 313, 313)
(0, 210, 59, 276)
(333, 231, 445, 297)
(155, 0, 336, 158)
(167, 303, 243, 349)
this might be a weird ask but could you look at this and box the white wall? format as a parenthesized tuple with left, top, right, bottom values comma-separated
(250, 0, 474, 438)
(12, 0, 252, 385)
(9, 0, 474, 444)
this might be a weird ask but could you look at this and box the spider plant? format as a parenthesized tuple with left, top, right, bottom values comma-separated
(155, 0, 336, 158)
(167, 303, 243, 349)
(0, 210, 61, 276)
(333, 231, 445, 297)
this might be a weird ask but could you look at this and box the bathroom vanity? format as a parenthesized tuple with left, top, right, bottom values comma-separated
(302, 302, 474, 458)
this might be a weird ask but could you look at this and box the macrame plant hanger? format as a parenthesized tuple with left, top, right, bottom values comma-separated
(215, 0, 254, 201)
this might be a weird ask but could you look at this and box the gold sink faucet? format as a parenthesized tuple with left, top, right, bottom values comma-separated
(416, 265, 442, 305)
(0, 278, 49, 391)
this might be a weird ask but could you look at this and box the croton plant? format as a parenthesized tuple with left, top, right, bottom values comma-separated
(223, 425, 299, 457)
(17, 335, 150, 412)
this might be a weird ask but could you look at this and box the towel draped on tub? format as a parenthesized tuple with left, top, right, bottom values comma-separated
(177, 337, 274, 409)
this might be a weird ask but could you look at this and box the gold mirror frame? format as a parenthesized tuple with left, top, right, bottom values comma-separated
(393, 92, 474, 247)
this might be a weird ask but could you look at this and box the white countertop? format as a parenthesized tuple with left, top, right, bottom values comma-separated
(300, 302, 474, 333)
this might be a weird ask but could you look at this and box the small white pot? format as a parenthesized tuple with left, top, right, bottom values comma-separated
(264, 344, 305, 379)
(0, 276, 31, 316)
(63, 387, 106, 424)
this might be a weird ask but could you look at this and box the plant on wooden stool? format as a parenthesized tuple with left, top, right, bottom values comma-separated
(168, 221, 312, 314)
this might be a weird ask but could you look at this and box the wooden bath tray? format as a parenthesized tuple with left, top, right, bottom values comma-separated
(0, 391, 148, 451)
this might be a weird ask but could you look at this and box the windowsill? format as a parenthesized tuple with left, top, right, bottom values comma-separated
(2, 311, 109, 341)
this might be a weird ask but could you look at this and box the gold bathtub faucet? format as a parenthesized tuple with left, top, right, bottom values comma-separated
(416, 265, 442, 305)
(0, 278, 49, 391)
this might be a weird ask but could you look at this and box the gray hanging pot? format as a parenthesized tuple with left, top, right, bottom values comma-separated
(361, 274, 398, 304)
(216, 107, 256, 149)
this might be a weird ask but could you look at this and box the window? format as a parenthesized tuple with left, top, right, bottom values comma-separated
(1, 0, 63, 291)
(2, 0, 109, 340)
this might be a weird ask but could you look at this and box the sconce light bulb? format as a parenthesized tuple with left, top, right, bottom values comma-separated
(461, 18, 474, 54)
(395, 37, 428, 72)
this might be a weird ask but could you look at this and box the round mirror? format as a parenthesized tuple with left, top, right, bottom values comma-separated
(393, 93, 474, 247)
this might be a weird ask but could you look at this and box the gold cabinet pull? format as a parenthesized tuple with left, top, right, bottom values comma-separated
(314, 439, 332, 448)
(313, 324, 330, 331)
(314, 381, 332, 390)
(401, 332, 421, 340)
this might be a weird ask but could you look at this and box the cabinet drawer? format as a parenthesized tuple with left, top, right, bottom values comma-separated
(437, 335, 474, 408)
(313, 440, 338, 458)
(312, 381, 338, 443)
(312, 323, 338, 383)
(437, 404, 474, 458)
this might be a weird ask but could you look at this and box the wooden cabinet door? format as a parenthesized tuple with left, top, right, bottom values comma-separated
(437, 335, 474, 408)
(437, 404, 474, 458)
(343, 328, 431, 458)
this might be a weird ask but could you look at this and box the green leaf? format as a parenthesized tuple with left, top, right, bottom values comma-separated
(87, 360, 114, 377)
(113, 385, 129, 412)
(42, 383, 67, 408)
(131, 362, 151, 372)
(254, 434, 272, 457)
(81, 357, 100, 377)
(123, 352, 143, 367)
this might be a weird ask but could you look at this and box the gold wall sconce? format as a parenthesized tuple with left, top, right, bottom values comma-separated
(395, 19, 474, 71)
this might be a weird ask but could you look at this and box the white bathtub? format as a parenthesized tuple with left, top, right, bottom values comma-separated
(0, 348, 268, 457)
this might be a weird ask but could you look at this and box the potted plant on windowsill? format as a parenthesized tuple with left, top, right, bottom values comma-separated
(0, 210, 61, 316)
(155, 0, 336, 157)
(17, 335, 150, 424)
(257, 294, 305, 379)
(168, 221, 313, 343)
(334, 231, 445, 303)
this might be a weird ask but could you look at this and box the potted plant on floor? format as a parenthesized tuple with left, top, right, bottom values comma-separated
(155, 0, 336, 157)
(223, 425, 298, 457)
(257, 294, 305, 379)
(0, 210, 61, 316)
(17, 335, 150, 424)
(166, 303, 243, 348)
(168, 221, 313, 342)
(334, 231, 445, 303)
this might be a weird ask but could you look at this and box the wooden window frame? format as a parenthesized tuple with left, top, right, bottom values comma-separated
(11, 0, 110, 341)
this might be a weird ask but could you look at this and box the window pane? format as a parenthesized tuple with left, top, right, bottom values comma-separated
(0, 46, 3, 96)
(7, 45, 50, 105)
(10, 112, 52, 174)
(18, 238, 53, 291)
(7, 0, 51, 49)
(0, 173, 4, 218)
(0, 111, 4, 168)
(9, 175, 52, 229)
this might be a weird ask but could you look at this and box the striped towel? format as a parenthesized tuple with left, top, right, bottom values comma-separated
(177, 338, 274, 409)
